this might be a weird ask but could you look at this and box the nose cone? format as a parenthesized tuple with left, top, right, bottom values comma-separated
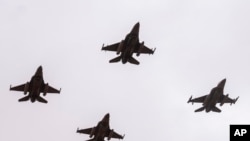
(135, 22, 140, 28)
(102, 113, 110, 122)
(217, 78, 226, 88)
(105, 113, 110, 118)
(130, 22, 140, 35)
(35, 66, 43, 75)
(38, 66, 42, 71)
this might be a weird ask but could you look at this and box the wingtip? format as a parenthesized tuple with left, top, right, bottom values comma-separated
(235, 96, 239, 103)
(101, 44, 105, 50)
(188, 95, 192, 103)
(76, 127, 79, 133)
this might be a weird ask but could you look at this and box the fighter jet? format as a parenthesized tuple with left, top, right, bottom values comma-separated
(10, 66, 61, 103)
(76, 113, 124, 141)
(187, 79, 239, 113)
(101, 22, 156, 65)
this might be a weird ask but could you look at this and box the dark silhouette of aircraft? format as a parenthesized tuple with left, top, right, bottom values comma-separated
(187, 79, 239, 113)
(77, 113, 124, 141)
(10, 66, 61, 103)
(101, 22, 156, 65)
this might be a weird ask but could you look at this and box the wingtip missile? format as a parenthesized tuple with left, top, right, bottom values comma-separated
(150, 48, 156, 55)
(76, 127, 79, 133)
(230, 96, 239, 105)
(153, 48, 156, 54)
(101, 44, 105, 50)
(234, 96, 239, 103)
(188, 96, 193, 104)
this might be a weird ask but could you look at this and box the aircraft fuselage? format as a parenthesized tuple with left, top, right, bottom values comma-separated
(93, 113, 110, 140)
(95, 123, 109, 140)
(203, 88, 223, 112)
(203, 79, 226, 112)
(120, 22, 140, 64)
(121, 34, 139, 64)
(28, 66, 44, 102)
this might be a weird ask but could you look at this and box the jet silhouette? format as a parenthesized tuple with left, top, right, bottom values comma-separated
(10, 66, 61, 103)
(188, 79, 239, 113)
(102, 22, 155, 65)
(77, 113, 124, 141)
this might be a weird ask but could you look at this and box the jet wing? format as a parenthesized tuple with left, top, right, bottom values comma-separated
(101, 43, 119, 52)
(221, 97, 234, 103)
(76, 127, 94, 134)
(106, 130, 124, 139)
(46, 86, 60, 93)
(41, 83, 61, 95)
(137, 45, 155, 54)
(188, 95, 207, 103)
(219, 95, 238, 104)
(10, 84, 26, 91)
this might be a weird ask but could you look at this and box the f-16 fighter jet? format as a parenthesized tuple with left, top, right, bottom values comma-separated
(77, 113, 124, 141)
(101, 22, 156, 65)
(187, 79, 239, 113)
(10, 66, 61, 103)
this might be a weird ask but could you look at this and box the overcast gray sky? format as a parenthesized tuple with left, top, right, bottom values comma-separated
(1, 0, 250, 141)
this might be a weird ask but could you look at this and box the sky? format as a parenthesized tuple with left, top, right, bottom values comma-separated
(1, 0, 250, 141)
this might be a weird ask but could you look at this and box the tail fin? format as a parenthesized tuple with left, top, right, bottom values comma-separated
(211, 106, 221, 113)
(36, 96, 48, 103)
(195, 107, 205, 112)
(128, 57, 140, 65)
(18, 96, 30, 102)
(109, 56, 122, 63)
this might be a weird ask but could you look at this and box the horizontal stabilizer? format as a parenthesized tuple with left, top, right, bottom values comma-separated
(109, 56, 122, 63)
(86, 139, 98, 141)
(37, 96, 48, 103)
(128, 57, 139, 65)
(211, 106, 221, 113)
(195, 107, 205, 112)
(18, 96, 30, 102)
